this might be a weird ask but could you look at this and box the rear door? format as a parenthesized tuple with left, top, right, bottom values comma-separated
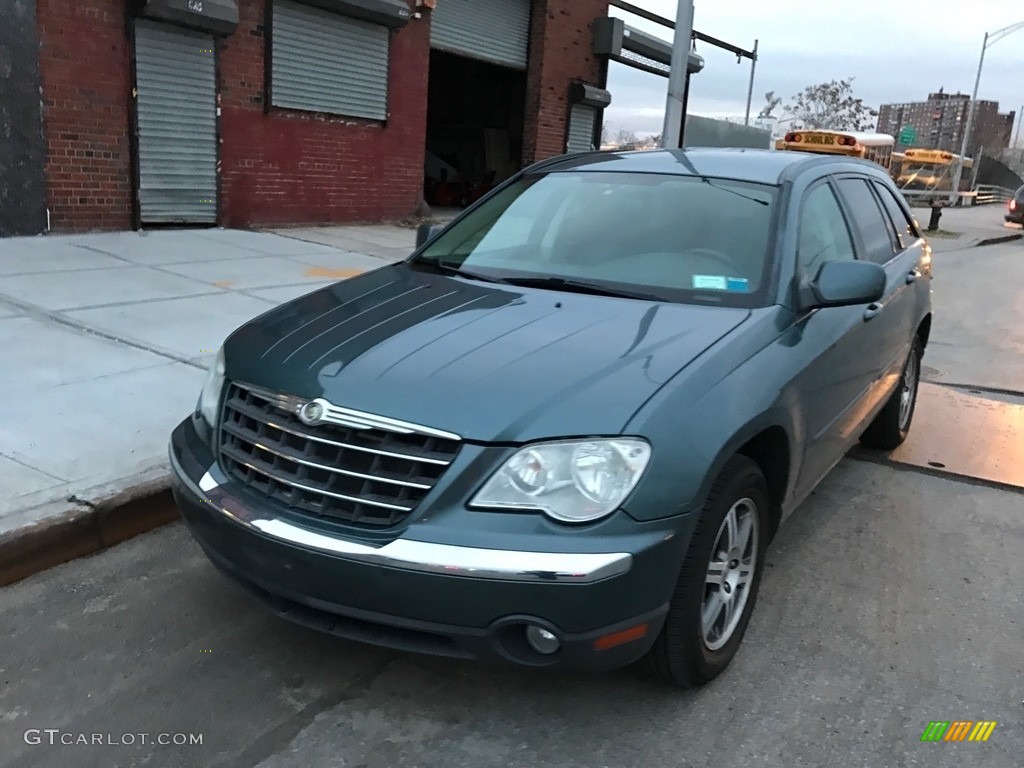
(834, 176, 922, 423)
(871, 178, 930, 339)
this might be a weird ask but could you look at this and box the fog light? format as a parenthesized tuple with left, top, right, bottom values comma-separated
(525, 625, 560, 655)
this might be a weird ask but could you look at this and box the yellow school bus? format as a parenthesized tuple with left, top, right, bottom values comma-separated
(890, 151, 906, 180)
(774, 130, 896, 170)
(897, 148, 973, 191)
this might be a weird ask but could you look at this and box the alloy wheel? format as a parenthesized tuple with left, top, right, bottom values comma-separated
(702, 498, 759, 651)
(898, 348, 920, 431)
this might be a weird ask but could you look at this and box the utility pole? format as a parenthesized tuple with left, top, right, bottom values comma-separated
(744, 39, 759, 126)
(1016, 105, 1023, 148)
(661, 0, 695, 149)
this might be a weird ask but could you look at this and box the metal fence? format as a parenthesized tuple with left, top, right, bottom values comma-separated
(683, 115, 772, 150)
(900, 185, 1016, 207)
(970, 185, 1016, 205)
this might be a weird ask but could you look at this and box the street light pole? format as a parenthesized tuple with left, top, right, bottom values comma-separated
(949, 32, 987, 206)
(662, 0, 695, 149)
(949, 21, 1024, 205)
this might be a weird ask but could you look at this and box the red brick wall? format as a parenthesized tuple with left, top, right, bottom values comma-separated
(523, 0, 609, 164)
(218, 2, 430, 228)
(35, 0, 604, 231)
(37, 0, 133, 231)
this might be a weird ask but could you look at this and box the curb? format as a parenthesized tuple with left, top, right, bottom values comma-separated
(975, 233, 1023, 247)
(0, 475, 180, 587)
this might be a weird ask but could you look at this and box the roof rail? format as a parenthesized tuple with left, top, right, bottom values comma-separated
(521, 150, 605, 175)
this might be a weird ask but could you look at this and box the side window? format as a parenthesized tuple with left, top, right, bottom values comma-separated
(798, 184, 856, 279)
(872, 181, 919, 250)
(836, 178, 898, 264)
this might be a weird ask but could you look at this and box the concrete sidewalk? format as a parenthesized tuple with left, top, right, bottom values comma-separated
(921, 203, 1022, 252)
(0, 227, 404, 573)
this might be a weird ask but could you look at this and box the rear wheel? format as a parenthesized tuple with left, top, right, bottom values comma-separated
(643, 456, 769, 687)
(859, 336, 922, 450)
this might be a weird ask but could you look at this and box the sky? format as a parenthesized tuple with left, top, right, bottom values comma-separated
(604, 0, 1024, 140)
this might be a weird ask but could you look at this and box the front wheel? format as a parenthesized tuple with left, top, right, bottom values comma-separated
(643, 456, 770, 687)
(859, 336, 923, 450)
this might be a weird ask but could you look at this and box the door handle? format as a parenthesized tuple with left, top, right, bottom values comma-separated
(863, 302, 884, 321)
(906, 270, 920, 284)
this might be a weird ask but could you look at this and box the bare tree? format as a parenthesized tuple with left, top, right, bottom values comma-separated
(615, 127, 639, 148)
(786, 78, 877, 132)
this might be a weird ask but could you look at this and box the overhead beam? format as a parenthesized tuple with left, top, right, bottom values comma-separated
(608, 0, 756, 61)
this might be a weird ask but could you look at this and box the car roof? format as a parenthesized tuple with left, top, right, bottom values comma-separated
(533, 147, 868, 186)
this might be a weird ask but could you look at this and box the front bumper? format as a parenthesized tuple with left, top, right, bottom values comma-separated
(170, 418, 693, 669)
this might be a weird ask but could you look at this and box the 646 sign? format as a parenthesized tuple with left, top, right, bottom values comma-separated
(187, 0, 203, 12)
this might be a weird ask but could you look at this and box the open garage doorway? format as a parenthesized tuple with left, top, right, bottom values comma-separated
(424, 0, 530, 211)
(424, 50, 526, 211)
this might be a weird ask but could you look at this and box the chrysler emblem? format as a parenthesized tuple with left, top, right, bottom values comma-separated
(298, 400, 326, 426)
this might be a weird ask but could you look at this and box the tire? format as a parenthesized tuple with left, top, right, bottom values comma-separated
(859, 336, 923, 450)
(643, 455, 770, 688)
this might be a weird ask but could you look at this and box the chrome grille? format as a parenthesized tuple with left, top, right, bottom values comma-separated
(218, 382, 461, 528)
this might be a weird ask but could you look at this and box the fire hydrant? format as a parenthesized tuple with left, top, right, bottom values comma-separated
(927, 199, 943, 232)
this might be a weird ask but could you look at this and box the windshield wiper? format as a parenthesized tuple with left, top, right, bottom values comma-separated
(412, 258, 503, 283)
(497, 276, 662, 301)
(701, 177, 771, 207)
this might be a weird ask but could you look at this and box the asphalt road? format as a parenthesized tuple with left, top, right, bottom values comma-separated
(4, 236, 1023, 768)
(2, 459, 1021, 768)
(924, 238, 1024, 394)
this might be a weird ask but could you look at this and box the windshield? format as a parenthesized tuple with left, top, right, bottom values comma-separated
(414, 171, 779, 306)
(898, 163, 947, 187)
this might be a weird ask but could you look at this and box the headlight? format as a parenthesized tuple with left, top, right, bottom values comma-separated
(197, 347, 226, 428)
(471, 438, 651, 523)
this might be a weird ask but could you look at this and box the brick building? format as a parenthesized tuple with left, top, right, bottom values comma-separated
(878, 89, 1016, 156)
(0, 0, 611, 236)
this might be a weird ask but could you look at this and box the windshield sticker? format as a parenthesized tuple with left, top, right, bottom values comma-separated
(692, 275, 728, 290)
(727, 277, 750, 292)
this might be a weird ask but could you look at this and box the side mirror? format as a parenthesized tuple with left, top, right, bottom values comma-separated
(416, 223, 445, 248)
(803, 260, 886, 309)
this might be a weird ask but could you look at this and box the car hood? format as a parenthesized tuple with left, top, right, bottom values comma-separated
(225, 265, 751, 442)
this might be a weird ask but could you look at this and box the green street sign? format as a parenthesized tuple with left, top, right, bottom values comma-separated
(898, 125, 917, 145)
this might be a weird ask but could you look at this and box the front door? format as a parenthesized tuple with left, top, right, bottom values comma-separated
(789, 180, 880, 497)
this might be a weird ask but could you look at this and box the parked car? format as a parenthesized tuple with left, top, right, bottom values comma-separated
(1006, 185, 1024, 226)
(169, 148, 932, 687)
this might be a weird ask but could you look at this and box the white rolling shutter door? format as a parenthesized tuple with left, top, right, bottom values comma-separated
(567, 105, 597, 153)
(271, 1, 390, 121)
(430, 0, 531, 70)
(134, 20, 218, 223)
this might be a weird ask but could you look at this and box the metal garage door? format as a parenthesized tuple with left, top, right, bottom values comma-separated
(271, 0, 390, 121)
(134, 20, 217, 223)
(566, 105, 597, 153)
(430, 0, 531, 70)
